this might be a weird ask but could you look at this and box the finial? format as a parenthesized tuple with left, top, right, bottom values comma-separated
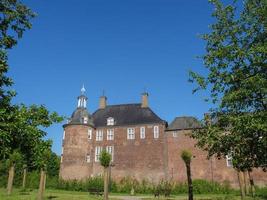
(81, 84, 86, 95)
(143, 86, 148, 95)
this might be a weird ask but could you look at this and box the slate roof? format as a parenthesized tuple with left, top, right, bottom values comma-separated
(92, 103, 164, 127)
(167, 116, 200, 130)
(68, 107, 94, 126)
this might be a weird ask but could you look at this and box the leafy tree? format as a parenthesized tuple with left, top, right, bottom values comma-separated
(100, 150, 111, 200)
(0, 1, 63, 196)
(46, 152, 60, 177)
(0, 0, 36, 158)
(189, 0, 266, 198)
(181, 150, 193, 200)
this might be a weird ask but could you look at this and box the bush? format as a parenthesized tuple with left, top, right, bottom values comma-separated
(255, 186, 267, 199)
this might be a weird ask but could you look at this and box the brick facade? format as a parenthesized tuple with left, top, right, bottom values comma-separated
(59, 92, 267, 187)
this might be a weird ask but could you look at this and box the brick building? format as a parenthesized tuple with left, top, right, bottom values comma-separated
(59, 87, 267, 187)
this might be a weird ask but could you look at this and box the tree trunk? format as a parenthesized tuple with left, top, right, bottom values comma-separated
(237, 171, 245, 200)
(104, 167, 109, 200)
(248, 171, 255, 197)
(43, 171, 46, 193)
(243, 171, 249, 195)
(37, 168, 45, 200)
(22, 168, 27, 189)
(186, 162, 193, 200)
(7, 164, 15, 195)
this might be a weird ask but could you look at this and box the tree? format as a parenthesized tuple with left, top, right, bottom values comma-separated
(99, 150, 111, 200)
(35, 141, 52, 200)
(0, 2, 63, 196)
(189, 0, 266, 198)
(181, 150, 193, 200)
(0, 0, 36, 159)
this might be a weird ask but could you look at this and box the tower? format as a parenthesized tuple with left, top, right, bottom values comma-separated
(59, 86, 94, 180)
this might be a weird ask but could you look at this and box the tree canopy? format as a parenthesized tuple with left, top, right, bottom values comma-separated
(0, 0, 63, 168)
(189, 0, 267, 171)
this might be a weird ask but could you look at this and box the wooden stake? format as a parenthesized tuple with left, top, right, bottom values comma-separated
(7, 164, 15, 195)
(237, 171, 245, 200)
(22, 167, 27, 189)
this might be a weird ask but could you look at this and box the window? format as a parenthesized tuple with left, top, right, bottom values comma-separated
(60, 155, 63, 163)
(107, 117, 114, 126)
(83, 117, 88, 124)
(61, 147, 64, 154)
(173, 131, 178, 137)
(106, 146, 114, 161)
(140, 127, 145, 139)
(86, 154, 90, 163)
(63, 131, 65, 140)
(95, 146, 102, 162)
(226, 155, 233, 167)
(88, 129, 92, 140)
(107, 129, 114, 140)
(127, 128, 135, 140)
(153, 126, 159, 138)
(96, 130, 103, 141)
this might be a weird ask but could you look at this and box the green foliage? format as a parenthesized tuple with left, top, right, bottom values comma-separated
(189, 0, 267, 171)
(57, 177, 105, 192)
(0, 0, 35, 160)
(181, 150, 192, 164)
(99, 150, 111, 168)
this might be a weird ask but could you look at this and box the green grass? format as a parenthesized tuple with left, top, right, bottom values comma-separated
(0, 188, 109, 200)
(0, 188, 265, 200)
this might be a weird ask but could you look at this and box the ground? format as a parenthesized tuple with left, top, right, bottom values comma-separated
(0, 188, 264, 200)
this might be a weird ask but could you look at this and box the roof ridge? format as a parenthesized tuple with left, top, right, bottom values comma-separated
(106, 103, 141, 107)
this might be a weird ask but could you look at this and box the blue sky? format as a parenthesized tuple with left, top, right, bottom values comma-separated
(8, 0, 228, 155)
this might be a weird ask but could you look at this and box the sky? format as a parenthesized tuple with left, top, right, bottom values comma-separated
(8, 0, 230, 155)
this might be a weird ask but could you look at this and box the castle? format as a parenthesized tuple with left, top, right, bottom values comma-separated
(59, 87, 266, 187)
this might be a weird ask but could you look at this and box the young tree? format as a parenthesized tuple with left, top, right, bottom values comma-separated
(35, 141, 52, 200)
(99, 150, 111, 200)
(181, 150, 193, 200)
(189, 0, 266, 197)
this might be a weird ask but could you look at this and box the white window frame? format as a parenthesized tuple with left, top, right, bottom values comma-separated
(127, 128, 135, 140)
(60, 155, 63, 163)
(153, 126, 159, 138)
(106, 146, 114, 161)
(107, 117, 114, 126)
(88, 129, 92, 140)
(226, 155, 233, 167)
(173, 131, 178, 137)
(95, 146, 102, 162)
(86, 154, 91, 163)
(107, 129, 114, 140)
(96, 130, 103, 141)
(83, 117, 88, 124)
(140, 127, 145, 139)
(63, 131, 65, 140)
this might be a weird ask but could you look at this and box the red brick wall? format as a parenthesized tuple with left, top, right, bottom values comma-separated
(60, 124, 267, 187)
(166, 130, 267, 187)
(60, 125, 93, 180)
(60, 123, 167, 182)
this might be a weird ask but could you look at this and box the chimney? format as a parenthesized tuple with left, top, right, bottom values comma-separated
(141, 92, 149, 108)
(99, 96, 107, 109)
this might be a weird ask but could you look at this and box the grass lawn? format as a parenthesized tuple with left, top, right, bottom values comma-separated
(0, 188, 265, 200)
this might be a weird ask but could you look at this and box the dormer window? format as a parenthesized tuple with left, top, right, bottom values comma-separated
(107, 117, 114, 126)
(83, 117, 88, 124)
